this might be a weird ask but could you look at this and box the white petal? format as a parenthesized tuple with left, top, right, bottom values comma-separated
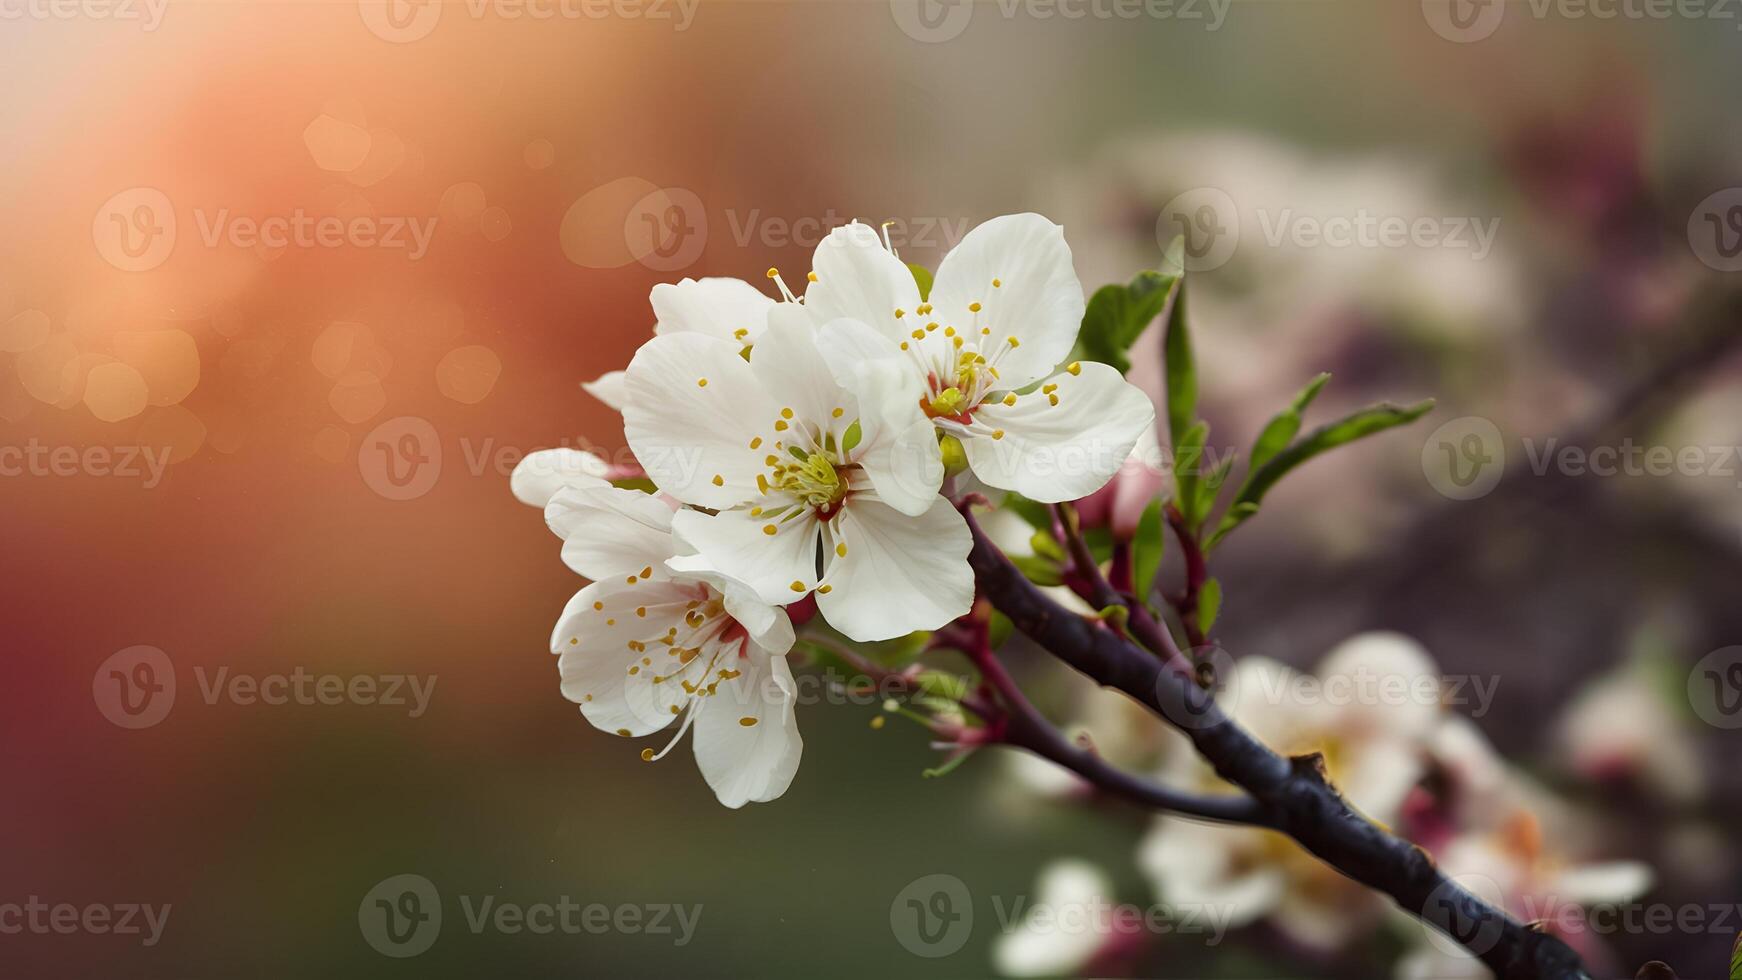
(1317, 631, 1443, 741)
(804, 222, 922, 343)
(510, 448, 608, 507)
(663, 552, 796, 656)
(815, 318, 941, 516)
(992, 860, 1116, 978)
(580, 370, 630, 412)
(692, 651, 802, 807)
(552, 578, 701, 737)
(670, 507, 820, 606)
(1549, 862, 1654, 905)
(817, 497, 972, 641)
(650, 277, 775, 345)
(961, 361, 1155, 502)
(749, 303, 856, 432)
(544, 484, 676, 581)
(622, 333, 779, 508)
(930, 214, 1084, 388)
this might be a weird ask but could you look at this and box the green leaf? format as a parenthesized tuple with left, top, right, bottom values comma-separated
(1199, 578, 1223, 634)
(1206, 501, 1259, 551)
(1003, 494, 1052, 531)
(1729, 931, 1741, 980)
(1288, 371, 1332, 414)
(907, 262, 933, 301)
(1161, 259, 1196, 449)
(1192, 453, 1234, 528)
(1010, 555, 1064, 587)
(840, 419, 863, 454)
(1236, 399, 1436, 508)
(988, 611, 1014, 650)
(914, 670, 970, 701)
(1173, 420, 1209, 530)
(1076, 269, 1177, 375)
(1132, 498, 1166, 608)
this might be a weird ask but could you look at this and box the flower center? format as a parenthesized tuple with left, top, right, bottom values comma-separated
(774, 448, 849, 509)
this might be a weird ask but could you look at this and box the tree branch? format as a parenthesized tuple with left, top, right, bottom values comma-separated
(963, 504, 1591, 980)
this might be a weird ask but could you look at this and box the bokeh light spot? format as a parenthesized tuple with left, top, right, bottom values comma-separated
(435, 344, 501, 404)
(83, 362, 150, 422)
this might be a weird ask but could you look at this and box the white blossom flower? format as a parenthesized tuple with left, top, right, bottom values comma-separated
(803, 213, 1155, 502)
(511, 452, 802, 809)
(584, 276, 782, 411)
(620, 305, 972, 642)
(993, 859, 1125, 977)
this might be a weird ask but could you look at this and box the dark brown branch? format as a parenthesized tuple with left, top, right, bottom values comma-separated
(964, 506, 1591, 980)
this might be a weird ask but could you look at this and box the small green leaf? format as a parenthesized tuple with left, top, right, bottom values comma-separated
(1162, 270, 1196, 450)
(1729, 931, 1741, 980)
(1010, 555, 1064, 587)
(1199, 578, 1223, 634)
(1076, 270, 1177, 375)
(1206, 501, 1259, 551)
(1236, 399, 1436, 508)
(1289, 371, 1332, 414)
(915, 670, 969, 701)
(988, 611, 1014, 649)
(1192, 453, 1234, 528)
(1029, 530, 1067, 563)
(840, 419, 863, 454)
(907, 262, 933, 301)
(1173, 420, 1209, 530)
(923, 751, 973, 779)
(1003, 494, 1052, 531)
(1132, 498, 1166, 607)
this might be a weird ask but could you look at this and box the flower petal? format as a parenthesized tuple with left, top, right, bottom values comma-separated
(930, 213, 1085, 388)
(692, 650, 802, 808)
(552, 578, 700, 737)
(804, 222, 922, 343)
(663, 552, 796, 656)
(961, 361, 1154, 502)
(749, 303, 856, 433)
(622, 333, 780, 508)
(814, 318, 941, 516)
(817, 497, 972, 641)
(510, 448, 609, 507)
(545, 484, 676, 581)
(670, 506, 820, 606)
(580, 370, 629, 412)
(651, 277, 775, 345)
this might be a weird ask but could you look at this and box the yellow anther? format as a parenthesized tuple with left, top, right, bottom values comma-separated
(832, 407, 844, 418)
(766, 267, 779, 279)
(992, 429, 1005, 440)
(750, 436, 762, 449)
(1007, 336, 1020, 348)
(835, 543, 847, 557)
(774, 420, 788, 431)
(1048, 393, 1060, 406)
(1003, 393, 1017, 406)
(806, 271, 818, 282)
(711, 474, 723, 487)
(894, 308, 906, 319)
(1067, 361, 1082, 376)
(734, 328, 748, 340)
(952, 336, 964, 349)
(818, 584, 833, 594)
(789, 580, 805, 593)
(739, 717, 759, 727)
(781, 407, 794, 419)
(641, 566, 652, 578)
(968, 302, 982, 313)
(992, 278, 1002, 287)
(763, 524, 778, 536)
(593, 601, 604, 610)
(765, 454, 779, 466)
(1043, 383, 1058, 394)
(697, 378, 707, 387)
(641, 748, 655, 761)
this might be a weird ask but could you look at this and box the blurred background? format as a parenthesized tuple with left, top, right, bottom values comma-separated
(2, 0, 1740, 977)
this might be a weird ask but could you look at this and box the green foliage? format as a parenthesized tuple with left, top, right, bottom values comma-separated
(1160, 239, 1197, 450)
(1003, 493, 1053, 531)
(1199, 578, 1223, 634)
(907, 262, 933, 301)
(1731, 931, 1741, 980)
(1131, 498, 1166, 607)
(1234, 399, 1436, 509)
(1077, 269, 1178, 375)
(1172, 420, 1209, 530)
(1011, 555, 1064, 587)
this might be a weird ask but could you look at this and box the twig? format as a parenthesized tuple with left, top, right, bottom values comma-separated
(962, 503, 1590, 980)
